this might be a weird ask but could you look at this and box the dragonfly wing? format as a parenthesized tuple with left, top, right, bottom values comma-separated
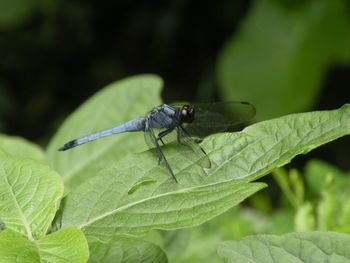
(171, 101, 255, 138)
(176, 126, 211, 169)
(153, 126, 211, 169)
(144, 127, 178, 181)
(144, 128, 156, 150)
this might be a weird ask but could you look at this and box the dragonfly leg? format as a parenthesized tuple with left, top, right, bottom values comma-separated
(149, 128, 178, 182)
(157, 128, 174, 145)
(159, 138, 165, 145)
(179, 125, 208, 156)
(176, 127, 187, 146)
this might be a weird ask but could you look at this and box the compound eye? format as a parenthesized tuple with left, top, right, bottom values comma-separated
(180, 105, 195, 123)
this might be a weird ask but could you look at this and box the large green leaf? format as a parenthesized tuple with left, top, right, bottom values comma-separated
(88, 236, 167, 263)
(60, 104, 350, 240)
(46, 74, 162, 189)
(203, 104, 350, 183)
(62, 170, 264, 238)
(217, 232, 350, 262)
(0, 228, 89, 263)
(0, 134, 44, 161)
(216, 0, 350, 120)
(0, 150, 63, 239)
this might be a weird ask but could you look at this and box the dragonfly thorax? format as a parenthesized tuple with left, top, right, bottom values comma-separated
(146, 104, 181, 129)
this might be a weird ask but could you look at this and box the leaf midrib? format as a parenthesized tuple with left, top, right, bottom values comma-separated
(1, 164, 33, 240)
(208, 110, 346, 182)
(77, 180, 244, 230)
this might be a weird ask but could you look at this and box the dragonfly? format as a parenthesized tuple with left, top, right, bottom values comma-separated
(58, 101, 255, 182)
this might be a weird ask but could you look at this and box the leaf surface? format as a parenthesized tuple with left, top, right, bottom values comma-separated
(88, 236, 167, 263)
(218, 232, 350, 263)
(46, 74, 162, 189)
(59, 105, 350, 240)
(0, 150, 63, 239)
(0, 228, 89, 263)
(0, 134, 44, 161)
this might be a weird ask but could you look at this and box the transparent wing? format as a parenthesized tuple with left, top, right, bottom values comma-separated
(144, 128, 157, 150)
(150, 126, 211, 169)
(171, 101, 255, 138)
(144, 127, 178, 182)
(176, 125, 211, 169)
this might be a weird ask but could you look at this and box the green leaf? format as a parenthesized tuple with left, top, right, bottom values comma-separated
(160, 230, 191, 262)
(295, 202, 315, 231)
(216, 0, 350, 120)
(37, 227, 89, 263)
(62, 170, 264, 239)
(0, 228, 89, 263)
(88, 236, 167, 263)
(217, 232, 350, 262)
(0, 229, 38, 262)
(0, 134, 44, 161)
(0, 150, 63, 239)
(303, 159, 350, 231)
(60, 104, 350, 240)
(203, 104, 350, 183)
(46, 74, 162, 189)
(305, 159, 344, 195)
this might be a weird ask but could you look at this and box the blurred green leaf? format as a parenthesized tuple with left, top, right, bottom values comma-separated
(304, 159, 344, 194)
(171, 208, 255, 263)
(317, 177, 350, 232)
(46, 74, 162, 189)
(317, 189, 337, 231)
(0, 0, 38, 29)
(155, 208, 294, 263)
(88, 236, 167, 263)
(217, 0, 350, 120)
(0, 134, 44, 161)
(303, 159, 350, 232)
(262, 209, 294, 234)
(0, 150, 63, 239)
(295, 202, 315, 231)
(273, 168, 304, 209)
(59, 103, 350, 241)
(0, 228, 89, 263)
(160, 230, 191, 262)
(218, 232, 350, 262)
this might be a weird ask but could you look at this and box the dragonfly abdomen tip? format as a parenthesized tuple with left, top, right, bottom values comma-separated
(58, 140, 77, 151)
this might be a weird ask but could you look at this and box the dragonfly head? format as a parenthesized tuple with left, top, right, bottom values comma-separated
(180, 104, 195, 123)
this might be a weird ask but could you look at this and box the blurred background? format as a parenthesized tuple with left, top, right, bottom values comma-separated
(1, 0, 350, 166)
(0, 0, 349, 155)
(1, 0, 350, 261)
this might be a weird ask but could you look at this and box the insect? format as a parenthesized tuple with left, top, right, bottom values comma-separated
(58, 102, 255, 182)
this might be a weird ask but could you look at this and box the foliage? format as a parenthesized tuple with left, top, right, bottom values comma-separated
(218, 232, 350, 263)
(0, 75, 350, 262)
(216, 0, 350, 120)
(88, 236, 167, 263)
(46, 74, 162, 189)
(0, 228, 88, 263)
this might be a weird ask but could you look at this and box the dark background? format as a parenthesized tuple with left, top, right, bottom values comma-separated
(0, 0, 349, 168)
